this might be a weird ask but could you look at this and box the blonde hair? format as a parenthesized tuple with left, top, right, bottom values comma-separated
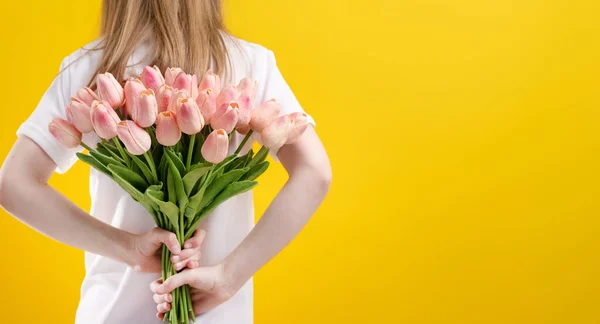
(90, 0, 230, 84)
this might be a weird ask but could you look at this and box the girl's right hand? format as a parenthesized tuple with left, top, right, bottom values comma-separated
(126, 228, 206, 273)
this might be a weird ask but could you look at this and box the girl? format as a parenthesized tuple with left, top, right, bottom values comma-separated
(0, 0, 331, 323)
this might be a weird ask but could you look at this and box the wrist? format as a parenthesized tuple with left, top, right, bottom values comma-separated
(221, 255, 249, 292)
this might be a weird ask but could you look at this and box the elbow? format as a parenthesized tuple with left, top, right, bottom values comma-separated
(310, 162, 332, 196)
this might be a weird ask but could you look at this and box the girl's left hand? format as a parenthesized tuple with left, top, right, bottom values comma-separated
(150, 264, 239, 319)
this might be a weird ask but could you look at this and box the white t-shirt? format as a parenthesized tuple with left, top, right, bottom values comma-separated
(17, 35, 315, 324)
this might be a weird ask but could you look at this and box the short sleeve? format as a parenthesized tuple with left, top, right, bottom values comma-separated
(254, 50, 316, 159)
(16, 57, 82, 174)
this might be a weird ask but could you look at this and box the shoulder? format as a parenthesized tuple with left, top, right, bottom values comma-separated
(58, 39, 105, 94)
(223, 34, 276, 82)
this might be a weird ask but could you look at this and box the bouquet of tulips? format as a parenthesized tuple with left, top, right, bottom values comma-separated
(48, 66, 308, 323)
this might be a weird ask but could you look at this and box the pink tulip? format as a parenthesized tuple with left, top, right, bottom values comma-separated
(215, 86, 239, 112)
(261, 115, 293, 150)
(250, 99, 281, 132)
(285, 112, 309, 144)
(201, 129, 229, 164)
(172, 71, 198, 99)
(140, 65, 164, 92)
(75, 87, 99, 107)
(175, 97, 204, 135)
(156, 85, 175, 113)
(117, 120, 151, 155)
(48, 118, 82, 148)
(211, 102, 239, 134)
(196, 88, 217, 123)
(156, 111, 182, 146)
(236, 124, 251, 135)
(91, 100, 121, 139)
(237, 78, 257, 106)
(124, 78, 147, 116)
(166, 89, 188, 112)
(66, 97, 93, 133)
(132, 89, 158, 128)
(96, 72, 125, 109)
(198, 71, 221, 94)
(164, 68, 184, 86)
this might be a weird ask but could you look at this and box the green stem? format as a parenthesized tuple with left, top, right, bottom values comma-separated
(79, 142, 94, 152)
(234, 130, 254, 156)
(112, 138, 131, 168)
(144, 151, 158, 183)
(186, 134, 195, 171)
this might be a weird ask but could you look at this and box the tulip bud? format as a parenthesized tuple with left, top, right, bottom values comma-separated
(168, 89, 189, 112)
(172, 71, 198, 99)
(75, 87, 99, 107)
(237, 78, 257, 106)
(261, 115, 293, 151)
(156, 85, 175, 113)
(211, 102, 239, 134)
(215, 86, 239, 112)
(91, 100, 121, 139)
(48, 118, 82, 148)
(117, 120, 151, 155)
(156, 111, 182, 146)
(175, 97, 204, 135)
(198, 71, 221, 94)
(140, 65, 165, 92)
(196, 88, 217, 123)
(164, 68, 184, 86)
(96, 72, 125, 109)
(132, 89, 158, 128)
(250, 99, 281, 132)
(66, 97, 94, 133)
(285, 112, 309, 144)
(124, 78, 147, 116)
(201, 129, 229, 164)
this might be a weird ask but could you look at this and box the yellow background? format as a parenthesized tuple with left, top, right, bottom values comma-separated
(1, 0, 599, 323)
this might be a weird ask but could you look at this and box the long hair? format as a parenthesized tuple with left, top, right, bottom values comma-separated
(90, 0, 230, 84)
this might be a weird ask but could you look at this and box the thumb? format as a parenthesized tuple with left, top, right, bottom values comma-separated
(151, 228, 181, 255)
(157, 268, 215, 294)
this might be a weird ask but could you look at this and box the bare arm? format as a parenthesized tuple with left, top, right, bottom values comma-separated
(223, 126, 332, 287)
(152, 126, 332, 316)
(0, 136, 186, 272)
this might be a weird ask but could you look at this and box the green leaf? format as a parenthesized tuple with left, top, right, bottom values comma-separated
(185, 180, 257, 240)
(167, 166, 177, 204)
(191, 133, 206, 164)
(197, 168, 249, 212)
(109, 167, 144, 201)
(107, 164, 148, 193)
(90, 151, 125, 168)
(182, 165, 211, 196)
(242, 149, 254, 167)
(129, 154, 157, 184)
(144, 190, 180, 232)
(100, 143, 126, 164)
(165, 153, 189, 210)
(242, 161, 270, 181)
(247, 146, 270, 168)
(204, 155, 237, 185)
(186, 186, 206, 219)
(76, 153, 112, 178)
(165, 149, 186, 176)
(225, 156, 247, 172)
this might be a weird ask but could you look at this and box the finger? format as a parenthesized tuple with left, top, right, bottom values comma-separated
(153, 293, 164, 304)
(184, 229, 206, 249)
(153, 293, 172, 304)
(187, 260, 200, 269)
(172, 248, 199, 263)
(157, 302, 171, 313)
(157, 269, 200, 294)
(150, 278, 163, 293)
(152, 228, 181, 255)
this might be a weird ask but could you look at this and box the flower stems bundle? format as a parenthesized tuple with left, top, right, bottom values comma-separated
(49, 66, 308, 323)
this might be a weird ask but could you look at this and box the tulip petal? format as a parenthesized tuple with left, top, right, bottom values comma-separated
(49, 118, 82, 148)
(201, 129, 229, 164)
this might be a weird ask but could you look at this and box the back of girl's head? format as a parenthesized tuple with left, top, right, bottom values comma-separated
(96, 0, 230, 83)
